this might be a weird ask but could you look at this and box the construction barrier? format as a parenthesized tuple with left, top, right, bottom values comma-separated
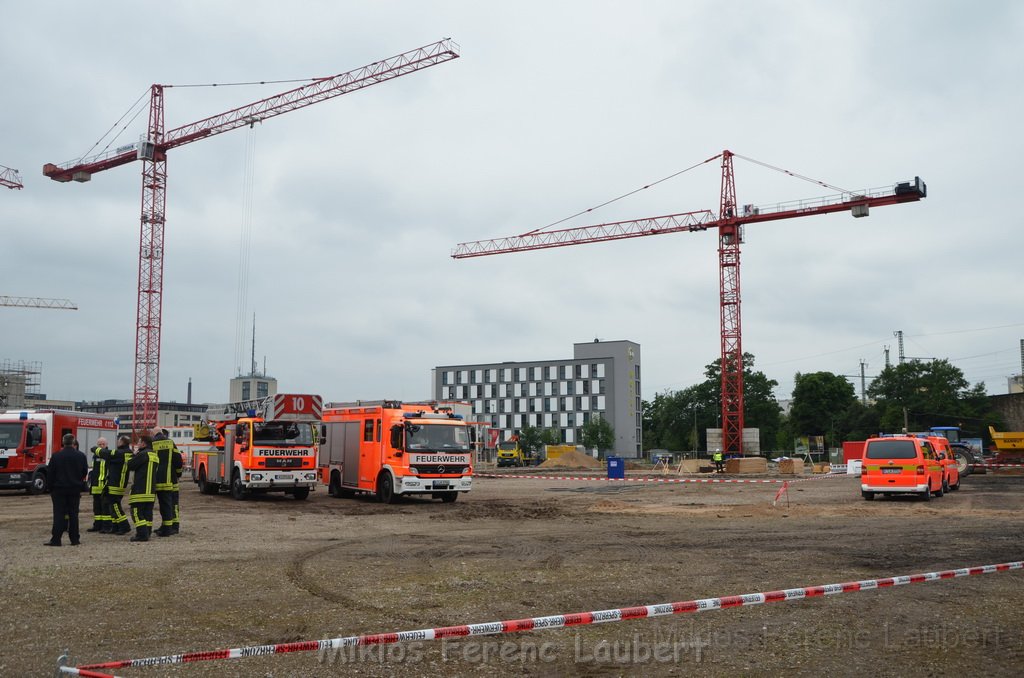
(59, 561, 1022, 676)
(970, 463, 1024, 469)
(475, 473, 789, 484)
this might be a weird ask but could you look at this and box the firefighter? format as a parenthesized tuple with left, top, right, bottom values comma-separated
(86, 437, 111, 533)
(152, 427, 183, 537)
(127, 434, 159, 542)
(103, 435, 134, 535)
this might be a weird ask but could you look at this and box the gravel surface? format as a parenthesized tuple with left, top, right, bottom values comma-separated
(1, 469, 1022, 677)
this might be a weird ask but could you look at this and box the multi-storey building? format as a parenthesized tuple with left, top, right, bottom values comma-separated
(432, 340, 641, 457)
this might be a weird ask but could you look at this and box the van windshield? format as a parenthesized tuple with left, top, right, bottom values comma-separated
(865, 439, 917, 459)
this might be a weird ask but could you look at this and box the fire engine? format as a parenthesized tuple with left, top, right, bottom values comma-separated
(319, 400, 473, 503)
(0, 409, 118, 493)
(191, 393, 321, 500)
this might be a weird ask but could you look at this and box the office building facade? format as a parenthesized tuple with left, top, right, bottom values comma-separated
(432, 339, 641, 457)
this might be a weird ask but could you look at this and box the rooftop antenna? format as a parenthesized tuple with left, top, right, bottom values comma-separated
(251, 313, 257, 376)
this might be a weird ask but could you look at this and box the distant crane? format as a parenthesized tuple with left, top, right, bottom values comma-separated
(0, 296, 78, 310)
(452, 150, 927, 454)
(43, 39, 459, 433)
(0, 164, 23, 189)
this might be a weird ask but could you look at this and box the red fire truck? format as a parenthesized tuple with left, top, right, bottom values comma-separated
(191, 393, 321, 500)
(319, 400, 473, 503)
(0, 409, 119, 493)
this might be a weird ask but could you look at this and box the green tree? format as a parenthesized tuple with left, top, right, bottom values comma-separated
(702, 353, 782, 453)
(641, 353, 781, 454)
(541, 428, 562, 446)
(517, 425, 543, 454)
(789, 371, 857, 448)
(580, 416, 615, 453)
(867, 359, 1004, 439)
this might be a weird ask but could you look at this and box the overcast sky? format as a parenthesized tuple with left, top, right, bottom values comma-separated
(2, 1, 1022, 408)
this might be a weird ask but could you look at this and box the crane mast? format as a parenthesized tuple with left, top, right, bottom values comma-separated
(43, 39, 459, 433)
(452, 150, 927, 454)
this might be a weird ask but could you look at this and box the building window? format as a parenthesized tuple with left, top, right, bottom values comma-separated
(502, 368, 512, 382)
(533, 366, 542, 381)
(241, 382, 251, 400)
(474, 369, 483, 383)
(596, 363, 606, 378)
(547, 365, 557, 380)
(517, 367, 527, 381)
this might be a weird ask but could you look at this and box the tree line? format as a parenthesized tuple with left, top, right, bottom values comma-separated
(642, 353, 1007, 454)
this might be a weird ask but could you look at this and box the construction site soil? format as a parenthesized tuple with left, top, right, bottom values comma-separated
(2, 469, 1022, 677)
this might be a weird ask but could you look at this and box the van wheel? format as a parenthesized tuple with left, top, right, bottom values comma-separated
(377, 472, 399, 504)
(861, 491, 875, 501)
(27, 470, 46, 495)
(920, 483, 932, 501)
(230, 470, 248, 500)
(942, 477, 950, 494)
(934, 479, 944, 498)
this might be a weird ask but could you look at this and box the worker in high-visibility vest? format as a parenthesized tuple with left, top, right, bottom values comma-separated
(127, 434, 159, 542)
(86, 438, 110, 533)
(152, 428, 183, 537)
(713, 449, 724, 473)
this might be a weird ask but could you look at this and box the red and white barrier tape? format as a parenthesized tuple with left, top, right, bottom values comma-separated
(62, 561, 1023, 675)
(970, 463, 1024, 469)
(475, 473, 788, 484)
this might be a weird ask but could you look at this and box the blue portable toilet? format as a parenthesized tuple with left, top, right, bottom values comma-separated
(607, 455, 625, 479)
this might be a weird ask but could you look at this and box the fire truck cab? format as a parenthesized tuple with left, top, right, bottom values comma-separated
(320, 400, 473, 503)
(192, 394, 321, 500)
(0, 410, 118, 493)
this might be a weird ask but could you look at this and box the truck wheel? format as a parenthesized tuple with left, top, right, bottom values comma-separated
(27, 470, 46, 495)
(377, 472, 398, 504)
(292, 487, 310, 501)
(328, 472, 342, 498)
(861, 491, 875, 501)
(952, 446, 974, 477)
(439, 491, 458, 503)
(230, 470, 248, 500)
(197, 468, 218, 495)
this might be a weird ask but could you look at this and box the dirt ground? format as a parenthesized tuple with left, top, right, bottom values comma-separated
(1, 468, 1022, 677)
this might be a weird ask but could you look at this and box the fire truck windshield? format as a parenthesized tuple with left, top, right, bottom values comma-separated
(253, 422, 314, 446)
(406, 424, 471, 452)
(0, 423, 23, 449)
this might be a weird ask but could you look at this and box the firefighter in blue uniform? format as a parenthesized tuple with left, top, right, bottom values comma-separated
(152, 428, 184, 537)
(86, 438, 111, 533)
(102, 435, 134, 535)
(128, 434, 159, 542)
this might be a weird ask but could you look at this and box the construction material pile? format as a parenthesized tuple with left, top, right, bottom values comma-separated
(539, 449, 603, 469)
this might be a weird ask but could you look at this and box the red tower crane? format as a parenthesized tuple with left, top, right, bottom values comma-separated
(0, 164, 23, 190)
(452, 150, 927, 454)
(43, 39, 459, 433)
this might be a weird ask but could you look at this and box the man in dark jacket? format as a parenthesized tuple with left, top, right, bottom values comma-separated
(102, 436, 134, 535)
(45, 434, 89, 546)
(128, 434, 159, 542)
